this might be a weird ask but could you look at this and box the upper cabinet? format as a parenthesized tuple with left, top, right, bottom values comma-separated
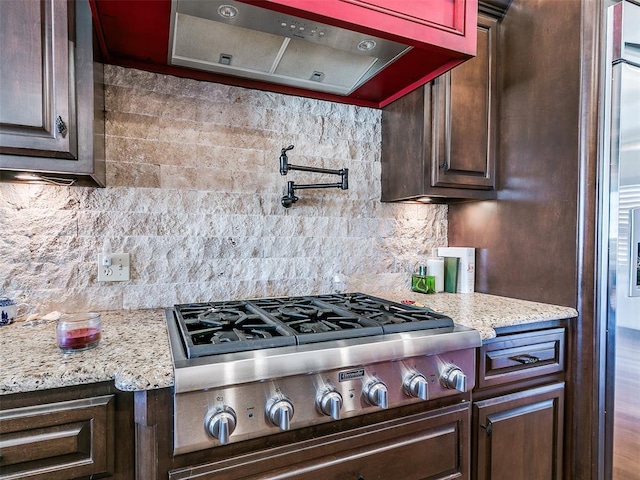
(381, 13, 499, 202)
(0, 0, 105, 187)
(89, 0, 478, 108)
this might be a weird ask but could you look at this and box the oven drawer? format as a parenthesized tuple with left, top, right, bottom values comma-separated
(477, 328, 566, 389)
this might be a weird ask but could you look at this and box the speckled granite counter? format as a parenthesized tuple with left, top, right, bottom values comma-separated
(0, 309, 173, 395)
(368, 291, 578, 340)
(0, 293, 577, 396)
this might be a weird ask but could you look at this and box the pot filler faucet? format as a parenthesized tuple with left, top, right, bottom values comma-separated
(279, 145, 349, 208)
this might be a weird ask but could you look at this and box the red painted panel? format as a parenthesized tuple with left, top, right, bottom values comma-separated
(91, 0, 171, 65)
(241, 0, 477, 53)
(89, 0, 477, 108)
(344, 0, 458, 29)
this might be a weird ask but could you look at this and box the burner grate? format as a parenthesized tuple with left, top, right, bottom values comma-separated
(315, 293, 454, 333)
(173, 293, 454, 358)
(174, 302, 296, 358)
(250, 297, 383, 343)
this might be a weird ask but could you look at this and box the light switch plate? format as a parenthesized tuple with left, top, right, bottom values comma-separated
(97, 253, 130, 282)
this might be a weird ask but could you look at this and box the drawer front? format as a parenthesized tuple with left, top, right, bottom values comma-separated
(478, 328, 565, 389)
(0, 394, 114, 480)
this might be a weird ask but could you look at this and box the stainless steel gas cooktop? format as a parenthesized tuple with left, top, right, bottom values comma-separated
(165, 293, 481, 454)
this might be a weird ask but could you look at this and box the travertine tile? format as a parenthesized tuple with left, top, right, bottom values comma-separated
(0, 65, 448, 313)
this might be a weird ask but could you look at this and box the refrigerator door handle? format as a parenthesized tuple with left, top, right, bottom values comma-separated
(630, 207, 640, 297)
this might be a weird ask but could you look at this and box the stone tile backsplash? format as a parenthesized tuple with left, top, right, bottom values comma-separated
(0, 66, 447, 313)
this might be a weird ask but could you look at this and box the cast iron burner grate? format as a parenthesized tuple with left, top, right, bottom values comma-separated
(174, 302, 297, 358)
(314, 293, 454, 333)
(250, 297, 383, 343)
(172, 293, 454, 358)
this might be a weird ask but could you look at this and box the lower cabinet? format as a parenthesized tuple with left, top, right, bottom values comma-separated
(473, 382, 565, 480)
(168, 402, 471, 480)
(472, 320, 570, 480)
(0, 382, 134, 480)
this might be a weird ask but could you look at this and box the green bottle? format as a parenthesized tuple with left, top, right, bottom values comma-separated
(411, 266, 435, 294)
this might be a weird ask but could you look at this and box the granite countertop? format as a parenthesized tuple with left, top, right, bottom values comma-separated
(0, 293, 577, 396)
(368, 291, 578, 340)
(0, 308, 173, 395)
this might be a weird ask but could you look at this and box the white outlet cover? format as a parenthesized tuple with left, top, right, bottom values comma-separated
(97, 253, 130, 282)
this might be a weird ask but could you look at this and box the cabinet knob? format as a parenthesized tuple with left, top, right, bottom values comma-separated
(205, 406, 237, 445)
(403, 372, 429, 400)
(363, 378, 388, 409)
(317, 388, 343, 420)
(266, 396, 294, 431)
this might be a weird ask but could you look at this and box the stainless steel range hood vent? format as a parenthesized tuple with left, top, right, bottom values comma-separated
(168, 0, 412, 96)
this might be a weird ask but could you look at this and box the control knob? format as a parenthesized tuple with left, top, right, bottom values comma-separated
(363, 378, 388, 409)
(440, 364, 467, 392)
(266, 395, 294, 431)
(403, 372, 429, 400)
(316, 388, 343, 420)
(205, 406, 237, 445)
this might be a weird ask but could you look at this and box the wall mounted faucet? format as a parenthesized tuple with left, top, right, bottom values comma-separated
(279, 145, 349, 208)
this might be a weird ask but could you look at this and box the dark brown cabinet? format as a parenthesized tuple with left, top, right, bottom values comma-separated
(474, 383, 564, 480)
(381, 14, 498, 202)
(0, 0, 105, 186)
(0, 382, 134, 480)
(472, 322, 570, 480)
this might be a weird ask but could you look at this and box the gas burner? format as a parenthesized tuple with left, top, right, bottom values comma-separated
(317, 293, 454, 333)
(252, 297, 383, 343)
(172, 294, 454, 358)
(174, 302, 297, 357)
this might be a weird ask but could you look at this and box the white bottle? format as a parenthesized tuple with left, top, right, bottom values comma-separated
(426, 250, 445, 293)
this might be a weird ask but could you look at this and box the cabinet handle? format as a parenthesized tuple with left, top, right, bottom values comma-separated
(439, 159, 449, 171)
(56, 115, 68, 138)
(509, 354, 540, 365)
(480, 420, 493, 436)
(357, 476, 365, 480)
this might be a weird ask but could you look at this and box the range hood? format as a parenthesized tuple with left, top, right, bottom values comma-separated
(90, 0, 478, 108)
(169, 0, 410, 96)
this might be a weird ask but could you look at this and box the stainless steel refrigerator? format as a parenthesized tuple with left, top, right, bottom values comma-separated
(599, 1, 640, 478)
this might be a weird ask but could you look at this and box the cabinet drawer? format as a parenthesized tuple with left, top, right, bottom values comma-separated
(0, 394, 114, 480)
(478, 328, 565, 389)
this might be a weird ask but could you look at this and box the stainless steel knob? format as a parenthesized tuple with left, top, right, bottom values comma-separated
(440, 365, 467, 392)
(403, 372, 429, 400)
(266, 396, 294, 431)
(363, 378, 388, 409)
(205, 406, 237, 445)
(317, 388, 343, 420)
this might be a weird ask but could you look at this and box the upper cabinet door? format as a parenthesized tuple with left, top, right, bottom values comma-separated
(431, 14, 498, 190)
(0, 0, 75, 159)
(380, 13, 498, 202)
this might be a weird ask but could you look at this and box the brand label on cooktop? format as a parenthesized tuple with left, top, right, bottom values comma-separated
(338, 368, 365, 382)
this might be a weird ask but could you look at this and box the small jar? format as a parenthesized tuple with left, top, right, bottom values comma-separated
(56, 313, 102, 353)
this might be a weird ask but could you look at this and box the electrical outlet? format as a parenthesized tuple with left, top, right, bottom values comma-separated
(97, 253, 130, 282)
